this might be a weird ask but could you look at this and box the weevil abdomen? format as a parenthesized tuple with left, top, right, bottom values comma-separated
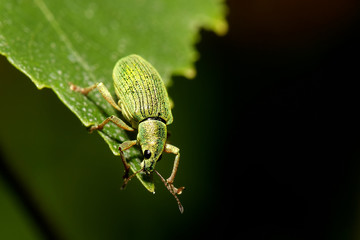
(113, 55, 173, 128)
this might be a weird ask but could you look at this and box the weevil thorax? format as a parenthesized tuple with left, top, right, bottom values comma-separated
(137, 118, 167, 174)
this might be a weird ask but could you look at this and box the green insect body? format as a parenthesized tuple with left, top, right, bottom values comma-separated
(113, 55, 173, 128)
(70, 54, 184, 213)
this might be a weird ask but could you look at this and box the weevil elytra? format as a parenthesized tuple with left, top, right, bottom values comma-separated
(70, 54, 185, 213)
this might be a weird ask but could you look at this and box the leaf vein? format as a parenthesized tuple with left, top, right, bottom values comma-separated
(33, 0, 96, 82)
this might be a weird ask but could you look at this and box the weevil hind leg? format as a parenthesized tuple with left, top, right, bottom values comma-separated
(164, 143, 185, 195)
(70, 82, 121, 112)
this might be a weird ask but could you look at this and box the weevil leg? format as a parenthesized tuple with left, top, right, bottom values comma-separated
(118, 140, 137, 183)
(89, 115, 134, 133)
(70, 82, 121, 112)
(164, 143, 185, 195)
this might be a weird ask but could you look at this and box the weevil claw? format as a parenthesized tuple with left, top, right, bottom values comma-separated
(176, 186, 185, 195)
(69, 82, 83, 93)
(88, 125, 102, 133)
(120, 176, 130, 190)
(166, 181, 185, 195)
(121, 168, 142, 190)
(122, 172, 129, 180)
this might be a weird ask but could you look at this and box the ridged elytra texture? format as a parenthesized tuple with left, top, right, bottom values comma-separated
(113, 55, 173, 128)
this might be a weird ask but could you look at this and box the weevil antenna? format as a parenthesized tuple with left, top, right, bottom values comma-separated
(121, 169, 143, 190)
(154, 170, 184, 213)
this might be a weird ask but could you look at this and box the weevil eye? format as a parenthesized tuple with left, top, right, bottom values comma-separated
(144, 150, 152, 159)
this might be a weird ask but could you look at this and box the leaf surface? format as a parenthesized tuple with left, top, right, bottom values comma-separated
(0, 0, 227, 191)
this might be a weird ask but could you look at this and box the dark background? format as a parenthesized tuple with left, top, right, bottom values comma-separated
(1, 0, 360, 239)
(199, 0, 360, 239)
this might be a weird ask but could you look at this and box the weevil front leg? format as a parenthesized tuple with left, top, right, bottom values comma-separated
(164, 143, 185, 195)
(70, 82, 121, 112)
(118, 140, 137, 181)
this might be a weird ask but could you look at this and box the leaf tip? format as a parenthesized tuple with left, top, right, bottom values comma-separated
(213, 19, 228, 36)
(184, 67, 197, 79)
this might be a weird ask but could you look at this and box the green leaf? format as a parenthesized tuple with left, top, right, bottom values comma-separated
(0, 0, 227, 192)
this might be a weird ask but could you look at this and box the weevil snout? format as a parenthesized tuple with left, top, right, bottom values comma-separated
(141, 159, 155, 174)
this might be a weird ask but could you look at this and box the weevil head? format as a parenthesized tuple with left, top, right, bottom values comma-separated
(138, 119, 167, 174)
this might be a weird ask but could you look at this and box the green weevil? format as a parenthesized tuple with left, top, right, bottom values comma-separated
(70, 54, 185, 213)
